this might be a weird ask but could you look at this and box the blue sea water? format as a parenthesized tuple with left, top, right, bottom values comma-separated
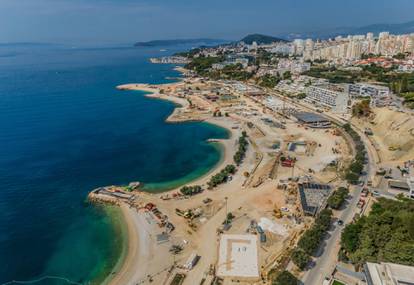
(0, 44, 228, 284)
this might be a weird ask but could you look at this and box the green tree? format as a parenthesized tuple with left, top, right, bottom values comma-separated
(341, 223, 362, 252)
(272, 271, 298, 285)
(291, 249, 309, 270)
(283, 70, 292, 80)
(327, 187, 349, 209)
(341, 198, 414, 266)
(345, 171, 360, 184)
(349, 161, 363, 174)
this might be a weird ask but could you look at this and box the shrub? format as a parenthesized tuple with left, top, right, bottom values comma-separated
(272, 270, 299, 285)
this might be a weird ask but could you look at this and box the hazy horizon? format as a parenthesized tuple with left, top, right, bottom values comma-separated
(1, 0, 414, 45)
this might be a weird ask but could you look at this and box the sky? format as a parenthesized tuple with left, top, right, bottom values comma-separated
(1, 0, 414, 45)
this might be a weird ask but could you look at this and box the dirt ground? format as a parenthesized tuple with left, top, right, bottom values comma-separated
(352, 107, 414, 164)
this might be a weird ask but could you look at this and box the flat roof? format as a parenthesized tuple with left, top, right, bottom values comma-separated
(293, 112, 330, 123)
(365, 262, 414, 285)
(388, 179, 410, 190)
(217, 234, 259, 278)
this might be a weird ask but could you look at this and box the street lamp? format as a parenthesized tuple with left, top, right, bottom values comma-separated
(225, 196, 228, 224)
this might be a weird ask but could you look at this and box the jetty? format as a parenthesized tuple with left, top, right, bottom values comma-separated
(88, 182, 141, 205)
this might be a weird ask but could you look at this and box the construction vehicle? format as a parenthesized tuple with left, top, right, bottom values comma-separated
(273, 207, 282, 219)
(280, 156, 296, 167)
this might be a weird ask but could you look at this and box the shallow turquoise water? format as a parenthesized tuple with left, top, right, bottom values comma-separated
(0, 44, 228, 284)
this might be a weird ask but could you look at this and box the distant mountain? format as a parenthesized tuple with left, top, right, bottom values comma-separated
(240, 34, 289, 44)
(346, 20, 414, 35)
(279, 20, 414, 40)
(0, 42, 59, 47)
(133, 38, 228, 47)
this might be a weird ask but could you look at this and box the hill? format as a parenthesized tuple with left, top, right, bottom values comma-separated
(134, 38, 227, 47)
(240, 34, 289, 45)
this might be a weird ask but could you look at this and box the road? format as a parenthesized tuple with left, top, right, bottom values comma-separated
(264, 89, 377, 284)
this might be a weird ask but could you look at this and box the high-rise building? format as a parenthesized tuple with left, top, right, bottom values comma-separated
(305, 39, 314, 51)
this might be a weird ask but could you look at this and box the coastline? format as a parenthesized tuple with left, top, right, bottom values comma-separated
(105, 78, 238, 285)
(116, 81, 236, 192)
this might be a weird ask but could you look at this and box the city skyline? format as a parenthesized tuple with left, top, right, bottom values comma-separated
(1, 0, 414, 45)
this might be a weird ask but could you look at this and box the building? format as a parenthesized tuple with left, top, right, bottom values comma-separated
(217, 234, 259, 279)
(306, 85, 349, 113)
(364, 262, 414, 285)
(348, 83, 390, 107)
(293, 112, 331, 128)
(348, 83, 390, 98)
(298, 182, 332, 216)
(212, 56, 249, 70)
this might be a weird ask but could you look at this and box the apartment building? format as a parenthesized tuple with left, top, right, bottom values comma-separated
(306, 85, 349, 113)
(348, 83, 390, 98)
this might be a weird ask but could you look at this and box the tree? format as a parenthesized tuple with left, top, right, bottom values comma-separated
(352, 99, 371, 117)
(341, 198, 414, 266)
(345, 171, 360, 184)
(401, 75, 409, 93)
(341, 223, 362, 253)
(272, 271, 298, 285)
(291, 249, 309, 270)
(259, 74, 280, 88)
(328, 187, 349, 209)
(297, 93, 307, 99)
(283, 70, 292, 80)
(349, 161, 363, 174)
(298, 229, 321, 255)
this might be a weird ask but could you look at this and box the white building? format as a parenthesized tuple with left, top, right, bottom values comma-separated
(348, 83, 390, 99)
(364, 262, 414, 285)
(306, 85, 349, 113)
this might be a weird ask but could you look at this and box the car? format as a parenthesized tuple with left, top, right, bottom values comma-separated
(337, 220, 344, 226)
(372, 190, 380, 197)
(384, 175, 393, 179)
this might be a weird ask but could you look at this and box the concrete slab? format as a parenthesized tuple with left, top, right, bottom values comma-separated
(217, 234, 259, 278)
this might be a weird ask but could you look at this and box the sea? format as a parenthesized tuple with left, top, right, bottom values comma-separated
(0, 43, 228, 284)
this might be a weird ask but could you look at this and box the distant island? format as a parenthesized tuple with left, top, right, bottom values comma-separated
(239, 34, 289, 45)
(134, 38, 228, 47)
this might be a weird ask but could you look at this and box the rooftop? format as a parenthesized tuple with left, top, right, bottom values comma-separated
(365, 262, 414, 285)
(293, 112, 330, 123)
(217, 234, 259, 278)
